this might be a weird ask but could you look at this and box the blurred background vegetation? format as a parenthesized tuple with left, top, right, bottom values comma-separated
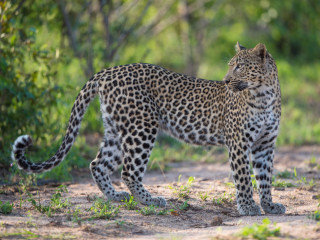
(1, 0, 319, 182)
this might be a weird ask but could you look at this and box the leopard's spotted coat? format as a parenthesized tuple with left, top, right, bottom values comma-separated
(12, 43, 285, 216)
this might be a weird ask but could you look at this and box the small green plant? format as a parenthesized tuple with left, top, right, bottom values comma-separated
(25, 185, 70, 217)
(89, 198, 119, 220)
(199, 192, 209, 201)
(50, 185, 70, 209)
(168, 175, 195, 199)
(70, 207, 83, 224)
(307, 156, 317, 169)
(272, 180, 295, 188)
(224, 181, 235, 187)
(26, 211, 37, 227)
(138, 205, 157, 216)
(212, 193, 234, 205)
(238, 218, 281, 240)
(0, 200, 13, 214)
(310, 210, 320, 221)
(0, 229, 40, 239)
(137, 205, 169, 216)
(106, 220, 131, 229)
(296, 176, 307, 184)
(178, 201, 189, 211)
(251, 174, 257, 189)
(122, 196, 138, 210)
(308, 179, 316, 188)
(26, 191, 53, 217)
(277, 170, 294, 179)
(157, 208, 169, 215)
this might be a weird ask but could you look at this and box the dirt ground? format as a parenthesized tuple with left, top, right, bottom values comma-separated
(1, 145, 320, 239)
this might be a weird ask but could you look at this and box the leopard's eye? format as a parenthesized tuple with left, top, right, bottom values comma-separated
(234, 63, 244, 72)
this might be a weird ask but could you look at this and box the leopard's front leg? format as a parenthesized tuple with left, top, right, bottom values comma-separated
(228, 145, 261, 216)
(252, 142, 286, 214)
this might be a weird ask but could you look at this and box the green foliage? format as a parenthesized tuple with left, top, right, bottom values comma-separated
(168, 175, 195, 199)
(272, 180, 295, 188)
(277, 170, 294, 179)
(178, 201, 190, 211)
(88, 197, 119, 220)
(198, 192, 209, 201)
(0, 200, 13, 214)
(238, 218, 281, 240)
(251, 174, 257, 190)
(25, 184, 69, 217)
(0, 229, 40, 239)
(137, 205, 158, 216)
(137, 205, 169, 216)
(121, 196, 138, 210)
(212, 193, 234, 205)
(69, 207, 83, 224)
(49, 185, 70, 209)
(310, 210, 320, 221)
(0, 1, 63, 167)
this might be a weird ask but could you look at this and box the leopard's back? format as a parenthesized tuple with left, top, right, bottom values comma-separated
(99, 63, 227, 146)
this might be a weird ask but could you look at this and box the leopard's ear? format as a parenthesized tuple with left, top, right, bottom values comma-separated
(252, 43, 267, 62)
(235, 42, 246, 52)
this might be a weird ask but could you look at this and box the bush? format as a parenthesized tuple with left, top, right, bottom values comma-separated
(0, 1, 62, 167)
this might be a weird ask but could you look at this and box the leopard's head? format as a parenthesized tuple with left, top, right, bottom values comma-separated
(223, 42, 274, 92)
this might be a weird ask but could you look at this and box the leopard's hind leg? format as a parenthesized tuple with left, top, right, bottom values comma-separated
(119, 104, 166, 207)
(90, 117, 130, 202)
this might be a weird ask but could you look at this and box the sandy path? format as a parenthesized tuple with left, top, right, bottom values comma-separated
(1, 146, 320, 239)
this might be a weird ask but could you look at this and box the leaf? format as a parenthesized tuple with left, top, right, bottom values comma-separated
(170, 210, 179, 216)
(262, 218, 270, 225)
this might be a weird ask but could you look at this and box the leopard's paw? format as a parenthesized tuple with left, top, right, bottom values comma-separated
(113, 191, 131, 202)
(261, 202, 286, 214)
(238, 202, 261, 216)
(139, 196, 167, 207)
(149, 196, 167, 207)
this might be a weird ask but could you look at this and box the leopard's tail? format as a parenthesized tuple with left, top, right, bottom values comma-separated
(11, 70, 105, 173)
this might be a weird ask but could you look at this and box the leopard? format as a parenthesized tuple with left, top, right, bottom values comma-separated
(12, 42, 285, 216)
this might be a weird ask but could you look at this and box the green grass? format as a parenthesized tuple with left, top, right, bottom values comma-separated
(251, 174, 258, 190)
(272, 180, 295, 188)
(168, 175, 195, 199)
(69, 207, 83, 224)
(0, 229, 40, 239)
(277, 170, 294, 179)
(212, 193, 234, 205)
(137, 205, 158, 216)
(238, 218, 281, 240)
(310, 210, 320, 221)
(137, 205, 169, 216)
(88, 197, 119, 220)
(121, 196, 139, 210)
(0, 200, 13, 214)
(198, 192, 209, 201)
(178, 201, 190, 211)
(24, 184, 70, 217)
